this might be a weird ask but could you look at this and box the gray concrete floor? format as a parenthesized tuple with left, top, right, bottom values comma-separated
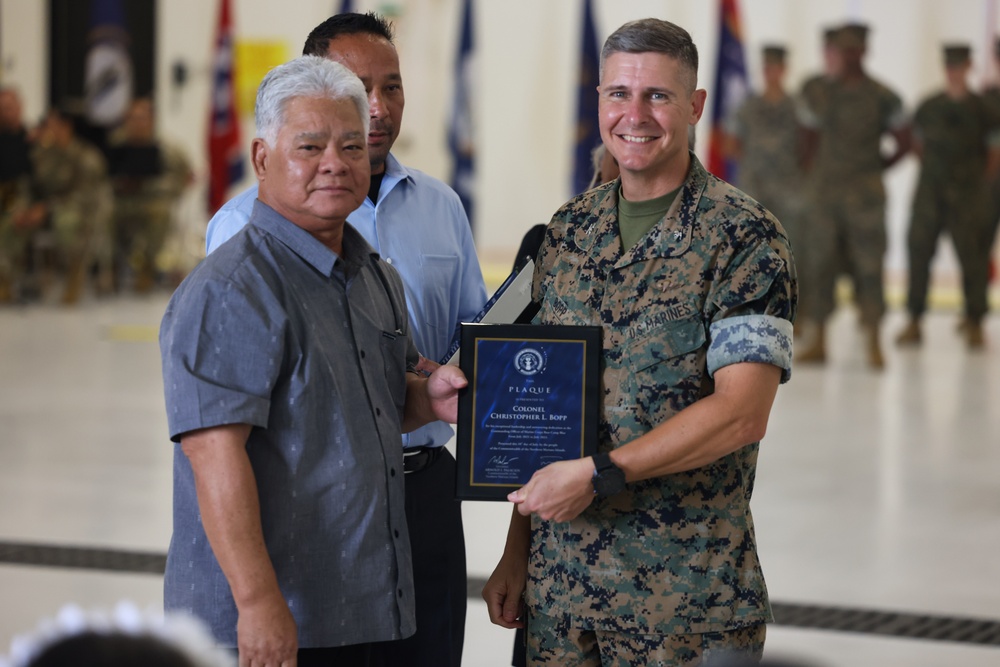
(1, 292, 998, 666)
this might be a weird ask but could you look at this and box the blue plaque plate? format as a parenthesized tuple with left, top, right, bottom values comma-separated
(456, 324, 601, 500)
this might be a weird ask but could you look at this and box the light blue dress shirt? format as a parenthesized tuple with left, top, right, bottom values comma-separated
(205, 154, 487, 448)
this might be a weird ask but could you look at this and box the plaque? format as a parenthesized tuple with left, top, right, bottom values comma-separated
(456, 323, 601, 501)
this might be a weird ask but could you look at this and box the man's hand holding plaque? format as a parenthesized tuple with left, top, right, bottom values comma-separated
(507, 456, 597, 521)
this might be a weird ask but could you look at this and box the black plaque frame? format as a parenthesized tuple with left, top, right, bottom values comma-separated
(456, 323, 601, 500)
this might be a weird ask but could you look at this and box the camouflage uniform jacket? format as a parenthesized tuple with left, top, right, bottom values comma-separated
(726, 93, 802, 201)
(913, 91, 1000, 188)
(31, 138, 113, 235)
(798, 74, 906, 195)
(527, 155, 796, 635)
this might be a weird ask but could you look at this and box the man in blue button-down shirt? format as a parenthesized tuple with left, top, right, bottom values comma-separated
(162, 56, 467, 666)
(204, 13, 486, 667)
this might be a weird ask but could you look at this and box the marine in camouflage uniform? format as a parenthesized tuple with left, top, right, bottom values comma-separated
(897, 45, 1000, 349)
(483, 19, 796, 667)
(527, 156, 795, 656)
(794, 28, 845, 335)
(31, 108, 115, 304)
(726, 45, 806, 321)
(796, 23, 910, 369)
(109, 99, 193, 293)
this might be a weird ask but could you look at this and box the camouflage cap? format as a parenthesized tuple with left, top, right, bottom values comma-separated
(943, 43, 971, 66)
(836, 23, 869, 49)
(762, 44, 787, 64)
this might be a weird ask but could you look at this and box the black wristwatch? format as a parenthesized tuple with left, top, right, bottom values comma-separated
(592, 452, 626, 497)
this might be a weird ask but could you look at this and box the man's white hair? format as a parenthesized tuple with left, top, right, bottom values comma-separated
(255, 55, 369, 145)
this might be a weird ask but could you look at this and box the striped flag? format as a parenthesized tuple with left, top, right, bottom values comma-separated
(448, 0, 476, 228)
(707, 0, 748, 183)
(207, 0, 244, 215)
(571, 0, 601, 196)
(84, 0, 133, 128)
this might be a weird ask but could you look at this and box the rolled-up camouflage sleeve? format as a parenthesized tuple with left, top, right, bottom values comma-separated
(708, 314, 793, 382)
(706, 227, 797, 383)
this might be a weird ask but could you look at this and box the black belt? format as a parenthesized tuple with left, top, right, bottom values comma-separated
(403, 446, 443, 474)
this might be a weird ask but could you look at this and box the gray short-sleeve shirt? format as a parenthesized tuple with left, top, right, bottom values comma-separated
(160, 200, 418, 648)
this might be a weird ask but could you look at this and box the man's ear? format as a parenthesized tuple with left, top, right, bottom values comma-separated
(689, 88, 708, 125)
(251, 138, 268, 181)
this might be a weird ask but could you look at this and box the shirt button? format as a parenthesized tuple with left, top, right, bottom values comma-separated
(398, 589, 403, 598)
(376, 407, 382, 416)
(394, 529, 400, 538)
(360, 350, 366, 359)
(390, 467, 396, 477)
(386, 257, 393, 265)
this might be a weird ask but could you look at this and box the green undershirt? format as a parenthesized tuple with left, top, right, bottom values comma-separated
(617, 185, 681, 250)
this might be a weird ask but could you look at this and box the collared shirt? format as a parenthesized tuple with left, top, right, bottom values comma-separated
(161, 200, 417, 647)
(527, 155, 796, 635)
(205, 154, 487, 448)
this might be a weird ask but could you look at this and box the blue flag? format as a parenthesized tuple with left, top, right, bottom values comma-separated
(707, 0, 748, 183)
(448, 0, 475, 229)
(572, 0, 601, 196)
(337, 0, 355, 14)
(84, 0, 133, 128)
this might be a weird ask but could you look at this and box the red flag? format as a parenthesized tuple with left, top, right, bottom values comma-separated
(207, 0, 244, 215)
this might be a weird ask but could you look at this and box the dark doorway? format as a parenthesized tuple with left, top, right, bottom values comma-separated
(48, 0, 156, 151)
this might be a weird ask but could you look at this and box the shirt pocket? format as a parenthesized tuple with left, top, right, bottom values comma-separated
(537, 289, 598, 327)
(380, 331, 410, 418)
(625, 316, 707, 413)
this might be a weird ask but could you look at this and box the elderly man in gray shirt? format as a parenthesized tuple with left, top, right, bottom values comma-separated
(159, 56, 465, 667)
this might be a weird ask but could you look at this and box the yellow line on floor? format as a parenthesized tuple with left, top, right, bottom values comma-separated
(103, 325, 159, 343)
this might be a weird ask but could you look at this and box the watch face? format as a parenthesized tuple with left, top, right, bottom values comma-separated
(595, 465, 626, 497)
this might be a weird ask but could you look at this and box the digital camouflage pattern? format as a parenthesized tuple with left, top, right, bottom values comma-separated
(801, 76, 905, 181)
(798, 75, 906, 324)
(914, 93, 999, 183)
(726, 93, 806, 316)
(727, 93, 802, 217)
(32, 138, 114, 277)
(529, 607, 765, 666)
(0, 174, 32, 294)
(111, 141, 193, 286)
(906, 92, 1000, 322)
(526, 155, 796, 636)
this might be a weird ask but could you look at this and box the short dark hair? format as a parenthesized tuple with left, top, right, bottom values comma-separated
(302, 11, 395, 56)
(27, 632, 197, 667)
(600, 18, 699, 92)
